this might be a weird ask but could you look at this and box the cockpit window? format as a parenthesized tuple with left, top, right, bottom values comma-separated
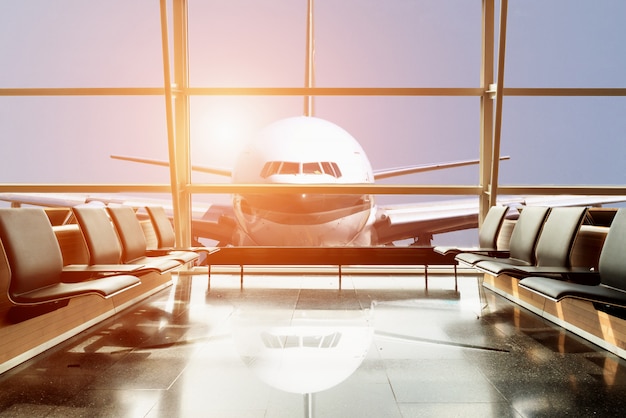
(303, 162, 322, 174)
(330, 162, 342, 178)
(320, 162, 333, 176)
(281, 162, 300, 175)
(260, 161, 281, 178)
(260, 161, 343, 178)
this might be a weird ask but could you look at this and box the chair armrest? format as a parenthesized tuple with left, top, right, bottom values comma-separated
(512, 266, 595, 275)
(145, 249, 173, 256)
(63, 264, 146, 273)
(435, 247, 508, 257)
(477, 250, 510, 258)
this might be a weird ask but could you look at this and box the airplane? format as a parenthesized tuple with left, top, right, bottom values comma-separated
(108, 115, 516, 247)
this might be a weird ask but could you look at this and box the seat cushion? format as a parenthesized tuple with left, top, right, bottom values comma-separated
(519, 276, 626, 306)
(15, 274, 140, 304)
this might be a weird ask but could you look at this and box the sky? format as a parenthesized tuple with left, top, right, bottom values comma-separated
(1, 0, 626, 243)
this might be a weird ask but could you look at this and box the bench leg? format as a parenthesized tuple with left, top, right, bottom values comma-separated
(207, 264, 211, 292)
(477, 274, 488, 313)
(338, 265, 342, 290)
(424, 265, 428, 290)
(240, 265, 244, 290)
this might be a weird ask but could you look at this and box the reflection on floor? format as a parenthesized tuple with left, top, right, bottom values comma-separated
(1, 270, 626, 417)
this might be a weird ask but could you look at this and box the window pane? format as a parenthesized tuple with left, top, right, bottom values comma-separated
(501, 97, 626, 185)
(315, 0, 482, 87)
(0, 1, 162, 87)
(0, 96, 168, 183)
(315, 96, 481, 186)
(506, 1, 626, 87)
(188, 1, 306, 87)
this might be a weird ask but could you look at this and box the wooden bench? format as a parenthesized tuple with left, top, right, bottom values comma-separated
(205, 246, 458, 290)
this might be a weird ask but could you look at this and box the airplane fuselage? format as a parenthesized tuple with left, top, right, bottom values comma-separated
(231, 116, 377, 246)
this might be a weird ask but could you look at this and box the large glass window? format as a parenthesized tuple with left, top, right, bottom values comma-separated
(2, 1, 625, 246)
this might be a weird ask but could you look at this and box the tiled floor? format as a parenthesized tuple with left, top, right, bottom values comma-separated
(1, 269, 626, 417)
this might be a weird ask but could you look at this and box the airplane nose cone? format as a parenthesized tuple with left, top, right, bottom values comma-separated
(232, 192, 374, 246)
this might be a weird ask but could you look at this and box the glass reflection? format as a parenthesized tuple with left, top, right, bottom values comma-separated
(232, 307, 373, 394)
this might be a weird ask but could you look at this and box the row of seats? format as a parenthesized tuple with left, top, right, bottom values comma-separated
(0, 205, 201, 308)
(519, 208, 626, 307)
(446, 204, 626, 310)
(143, 205, 218, 264)
(0, 208, 140, 305)
(73, 205, 191, 273)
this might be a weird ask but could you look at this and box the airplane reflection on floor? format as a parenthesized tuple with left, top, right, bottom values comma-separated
(2, 272, 626, 417)
(232, 308, 373, 394)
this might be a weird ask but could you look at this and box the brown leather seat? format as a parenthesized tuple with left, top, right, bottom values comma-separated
(0, 208, 140, 305)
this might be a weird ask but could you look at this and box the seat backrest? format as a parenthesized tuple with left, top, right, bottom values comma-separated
(145, 206, 176, 248)
(477, 205, 509, 250)
(0, 208, 63, 297)
(598, 208, 626, 290)
(107, 206, 148, 263)
(534, 206, 587, 267)
(72, 206, 123, 264)
(508, 206, 550, 264)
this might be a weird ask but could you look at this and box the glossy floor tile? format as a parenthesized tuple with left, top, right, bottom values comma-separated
(1, 270, 626, 417)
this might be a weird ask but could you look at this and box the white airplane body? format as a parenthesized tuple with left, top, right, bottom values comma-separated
(231, 116, 376, 246)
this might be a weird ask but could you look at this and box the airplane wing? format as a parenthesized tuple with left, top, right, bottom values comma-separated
(373, 156, 510, 180)
(0, 192, 236, 246)
(4, 151, 626, 247)
(110, 155, 232, 177)
(372, 195, 626, 246)
(2, 192, 625, 247)
(373, 199, 485, 245)
(110, 154, 507, 181)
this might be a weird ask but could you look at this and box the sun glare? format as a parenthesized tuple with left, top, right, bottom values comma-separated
(193, 103, 257, 168)
(211, 123, 240, 144)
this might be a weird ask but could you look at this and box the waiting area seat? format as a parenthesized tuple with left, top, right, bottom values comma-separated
(107, 206, 199, 270)
(455, 206, 550, 267)
(73, 206, 185, 274)
(519, 208, 626, 306)
(434, 205, 510, 257)
(144, 205, 217, 264)
(473, 206, 589, 278)
(0, 208, 140, 305)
